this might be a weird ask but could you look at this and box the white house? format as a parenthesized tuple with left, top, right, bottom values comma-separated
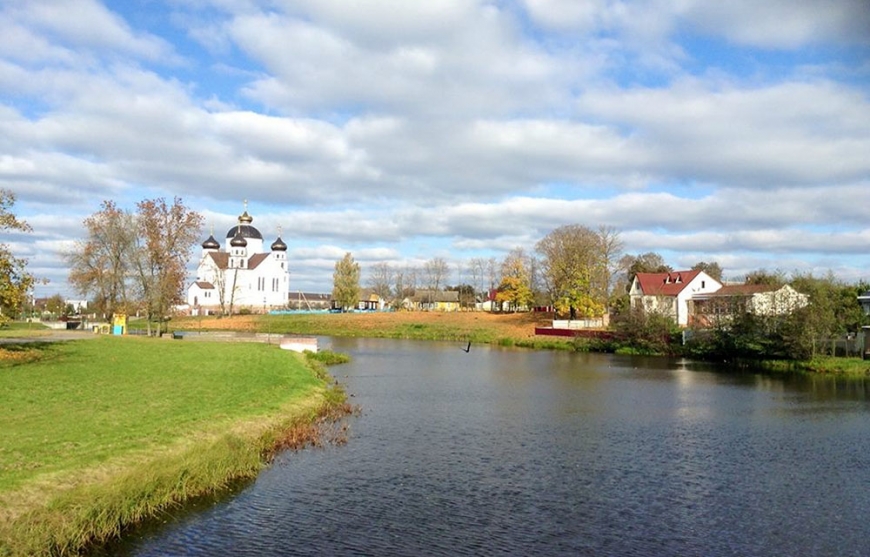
(629, 270, 722, 326)
(186, 207, 289, 315)
(689, 284, 809, 325)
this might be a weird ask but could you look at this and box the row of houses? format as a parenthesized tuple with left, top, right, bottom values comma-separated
(629, 270, 810, 327)
(288, 289, 464, 313)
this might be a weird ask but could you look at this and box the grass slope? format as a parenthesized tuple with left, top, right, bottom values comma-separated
(0, 336, 333, 556)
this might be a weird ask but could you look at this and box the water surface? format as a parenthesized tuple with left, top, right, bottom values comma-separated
(109, 338, 870, 556)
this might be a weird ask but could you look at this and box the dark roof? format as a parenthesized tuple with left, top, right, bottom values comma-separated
(225, 224, 262, 240)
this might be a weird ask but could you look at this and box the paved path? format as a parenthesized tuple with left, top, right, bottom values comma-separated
(0, 330, 99, 344)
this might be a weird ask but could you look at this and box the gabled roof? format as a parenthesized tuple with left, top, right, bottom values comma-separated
(206, 251, 272, 270)
(248, 253, 269, 269)
(408, 290, 460, 303)
(207, 252, 229, 269)
(634, 270, 702, 296)
(194, 281, 215, 290)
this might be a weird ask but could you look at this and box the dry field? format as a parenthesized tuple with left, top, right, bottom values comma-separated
(175, 310, 556, 343)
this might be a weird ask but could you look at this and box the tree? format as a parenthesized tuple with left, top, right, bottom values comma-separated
(67, 200, 136, 318)
(132, 198, 203, 335)
(536, 224, 618, 318)
(495, 248, 534, 311)
(0, 189, 34, 324)
(424, 257, 450, 291)
(620, 252, 673, 287)
(45, 294, 66, 318)
(368, 262, 394, 301)
(333, 252, 361, 311)
(745, 269, 786, 286)
(692, 261, 723, 281)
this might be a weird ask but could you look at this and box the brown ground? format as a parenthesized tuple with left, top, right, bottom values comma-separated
(178, 311, 555, 340)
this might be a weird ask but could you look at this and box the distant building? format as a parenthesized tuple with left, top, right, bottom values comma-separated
(403, 290, 460, 312)
(186, 206, 288, 315)
(859, 291, 870, 315)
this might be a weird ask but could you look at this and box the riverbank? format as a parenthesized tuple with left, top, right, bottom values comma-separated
(0, 336, 347, 557)
(171, 312, 870, 376)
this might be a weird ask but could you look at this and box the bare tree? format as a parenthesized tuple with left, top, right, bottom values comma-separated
(467, 257, 487, 304)
(424, 257, 450, 291)
(368, 262, 394, 301)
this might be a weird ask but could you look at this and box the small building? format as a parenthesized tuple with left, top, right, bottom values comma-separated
(404, 290, 460, 312)
(859, 292, 870, 315)
(358, 289, 388, 311)
(629, 270, 722, 327)
(287, 292, 332, 311)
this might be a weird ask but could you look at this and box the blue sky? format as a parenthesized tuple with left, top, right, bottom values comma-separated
(1, 0, 869, 299)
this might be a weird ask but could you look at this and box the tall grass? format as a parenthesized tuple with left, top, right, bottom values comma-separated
(0, 336, 344, 556)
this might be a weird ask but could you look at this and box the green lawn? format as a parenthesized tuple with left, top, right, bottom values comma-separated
(0, 336, 332, 556)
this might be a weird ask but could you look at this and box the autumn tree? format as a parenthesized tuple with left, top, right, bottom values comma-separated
(692, 261, 724, 281)
(496, 248, 534, 311)
(0, 189, 34, 324)
(67, 200, 137, 318)
(333, 252, 361, 311)
(132, 198, 203, 335)
(536, 224, 621, 318)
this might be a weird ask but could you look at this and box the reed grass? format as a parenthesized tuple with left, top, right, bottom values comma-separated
(0, 336, 343, 557)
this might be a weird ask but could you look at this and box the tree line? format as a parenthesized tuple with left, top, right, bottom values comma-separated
(336, 224, 723, 316)
(65, 198, 202, 335)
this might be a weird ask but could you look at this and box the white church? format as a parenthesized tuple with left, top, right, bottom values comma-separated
(186, 207, 289, 315)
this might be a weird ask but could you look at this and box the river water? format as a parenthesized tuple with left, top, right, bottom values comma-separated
(108, 338, 870, 556)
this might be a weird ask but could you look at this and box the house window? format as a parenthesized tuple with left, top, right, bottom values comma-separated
(701, 281, 706, 288)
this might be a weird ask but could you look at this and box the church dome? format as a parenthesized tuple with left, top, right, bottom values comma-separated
(202, 234, 220, 250)
(225, 223, 262, 240)
(271, 236, 287, 251)
(230, 228, 248, 248)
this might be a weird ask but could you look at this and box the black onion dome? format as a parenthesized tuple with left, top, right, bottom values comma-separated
(201, 234, 220, 250)
(230, 229, 248, 248)
(271, 236, 287, 251)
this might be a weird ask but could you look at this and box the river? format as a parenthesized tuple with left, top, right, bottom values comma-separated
(104, 338, 870, 556)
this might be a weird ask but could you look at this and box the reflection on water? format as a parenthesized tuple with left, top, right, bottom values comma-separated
(107, 338, 870, 557)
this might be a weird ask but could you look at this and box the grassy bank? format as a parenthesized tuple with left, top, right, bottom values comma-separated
(760, 356, 870, 377)
(0, 336, 344, 557)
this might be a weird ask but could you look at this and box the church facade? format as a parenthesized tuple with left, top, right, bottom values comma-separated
(186, 208, 288, 314)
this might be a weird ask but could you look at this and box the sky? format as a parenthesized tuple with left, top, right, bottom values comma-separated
(1, 0, 869, 299)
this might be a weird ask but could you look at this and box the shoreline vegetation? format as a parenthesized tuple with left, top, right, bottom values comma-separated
(173, 311, 870, 377)
(0, 336, 351, 557)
